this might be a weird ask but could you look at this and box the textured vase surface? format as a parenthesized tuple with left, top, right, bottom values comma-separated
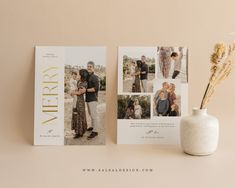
(180, 108, 219, 156)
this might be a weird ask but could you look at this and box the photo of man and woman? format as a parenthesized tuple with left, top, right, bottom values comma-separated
(120, 47, 156, 93)
(117, 95, 150, 119)
(153, 79, 181, 117)
(64, 47, 106, 145)
(157, 47, 188, 83)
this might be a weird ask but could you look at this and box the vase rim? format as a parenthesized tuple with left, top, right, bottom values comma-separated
(192, 107, 207, 115)
(192, 107, 207, 111)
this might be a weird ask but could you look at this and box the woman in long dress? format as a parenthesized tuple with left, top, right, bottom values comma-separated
(133, 60, 142, 92)
(71, 69, 89, 139)
(159, 47, 173, 78)
(124, 98, 135, 119)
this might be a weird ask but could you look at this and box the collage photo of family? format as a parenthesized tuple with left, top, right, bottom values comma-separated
(153, 79, 181, 117)
(118, 46, 188, 120)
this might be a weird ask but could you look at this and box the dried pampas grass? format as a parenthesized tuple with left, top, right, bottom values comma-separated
(200, 42, 235, 109)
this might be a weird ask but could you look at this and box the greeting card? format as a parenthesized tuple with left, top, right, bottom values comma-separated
(34, 46, 106, 145)
(117, 46, 188, 144)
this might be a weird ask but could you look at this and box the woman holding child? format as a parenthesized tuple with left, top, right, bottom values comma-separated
(124, 98, 142, 119)
(132, 60, 142, 92)
(71, 69, 89, 139)
(167, 83, 179, 116)
(155, 82, 179, 116)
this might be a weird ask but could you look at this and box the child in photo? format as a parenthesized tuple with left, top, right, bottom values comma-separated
(169, 100, 179, 116)
(134, 98, 142, 119)
(154, 82, 169, 104)
(118, 95, 150, 120)
(156, 91, 169, 116)
(171, 47, 183, 79)
(130, 60, 136, 84)
(69, 71, 78, 109)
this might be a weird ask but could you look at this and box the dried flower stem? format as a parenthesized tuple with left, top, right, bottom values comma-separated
(200, 42, 235, 109)
(200, 83, 210, 109)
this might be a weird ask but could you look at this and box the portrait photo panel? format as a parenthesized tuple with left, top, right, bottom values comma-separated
(156, 47, 188, 83)
(152, 79, 181, 117)
(64, 47, 106, 145)
(118, 47, 157, 94)
(117, 94, 151, 120)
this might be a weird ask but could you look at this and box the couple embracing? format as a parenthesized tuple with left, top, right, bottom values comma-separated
(70, 61, 99, 140)
(130, 55, 148, 93)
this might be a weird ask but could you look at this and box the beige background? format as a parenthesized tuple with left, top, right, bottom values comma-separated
(1, 0, 235, 187)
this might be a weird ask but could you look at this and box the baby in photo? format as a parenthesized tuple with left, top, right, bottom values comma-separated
(134, 98, 142, 119)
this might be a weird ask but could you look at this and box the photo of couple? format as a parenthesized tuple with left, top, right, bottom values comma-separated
(64, 47, 106, 145)
(157, 47, 188, 83)
(117, 95, 150, 119)
(121, 47, 156, 93)
(153, 80, 181, 117)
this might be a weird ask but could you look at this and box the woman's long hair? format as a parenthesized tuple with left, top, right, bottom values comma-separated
(136, 60, 142, 68)
(79, 69, 89, 82)
(169, 83, 175, 93)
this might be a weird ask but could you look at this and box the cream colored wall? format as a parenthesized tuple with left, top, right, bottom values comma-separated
(0, 0, 235, 187)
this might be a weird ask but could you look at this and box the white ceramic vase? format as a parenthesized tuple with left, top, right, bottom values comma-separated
(180, 108, 219, 156)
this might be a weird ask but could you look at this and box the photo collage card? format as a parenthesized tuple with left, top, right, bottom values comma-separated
(117, 46, 188, 144)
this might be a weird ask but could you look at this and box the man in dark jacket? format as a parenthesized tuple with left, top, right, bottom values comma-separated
(140, 55, 148, 92)
(86, 61, 99, 139)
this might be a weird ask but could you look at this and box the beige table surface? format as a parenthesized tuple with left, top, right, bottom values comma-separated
(1, 0, 235, 187)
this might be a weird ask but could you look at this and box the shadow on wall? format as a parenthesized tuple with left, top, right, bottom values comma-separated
(18, 47, 35, 145)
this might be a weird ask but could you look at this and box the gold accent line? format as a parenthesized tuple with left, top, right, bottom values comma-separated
(43, 67, 59, 73)
(42, 117, 57, 124)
